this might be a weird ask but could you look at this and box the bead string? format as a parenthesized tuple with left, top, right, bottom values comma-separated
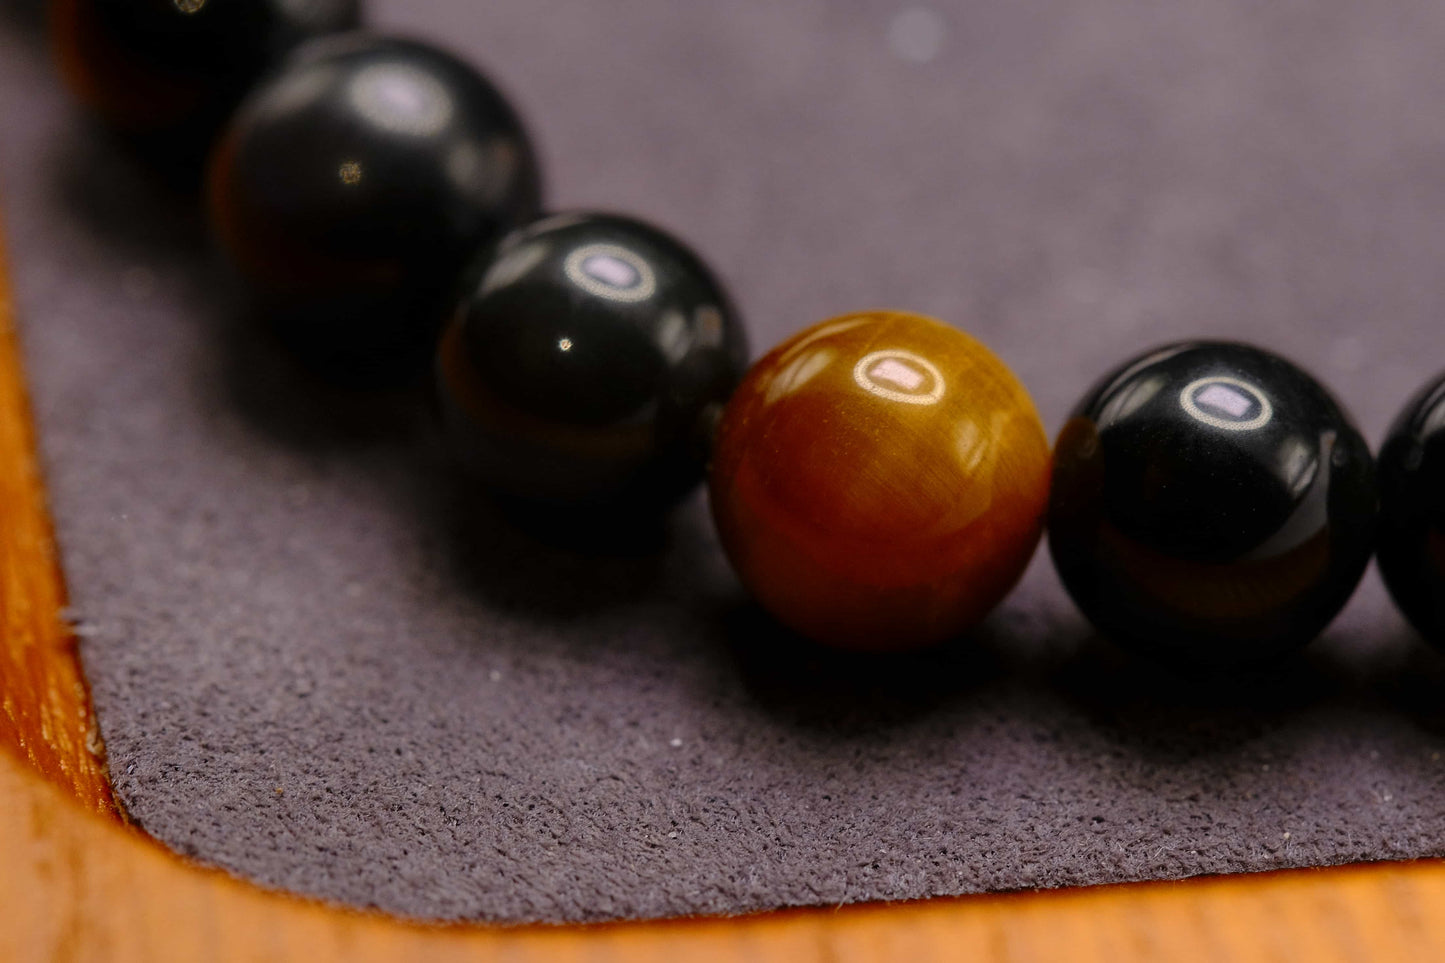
(50, 1, 1445, 667)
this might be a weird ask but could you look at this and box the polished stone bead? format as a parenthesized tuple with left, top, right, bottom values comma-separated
(208, 33, 541, 382)
(436, 212, 749, 508)
(51, 0, 359, 163)
(1048, 341, 1376, 668)
(708, 311, 1051, 652)
(1377, 371, 1445, 645)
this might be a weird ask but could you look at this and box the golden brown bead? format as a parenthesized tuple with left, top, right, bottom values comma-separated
(708, 311, 1051, 652)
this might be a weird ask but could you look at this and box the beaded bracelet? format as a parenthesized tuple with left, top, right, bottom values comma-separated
(50, 1, 1445, 670)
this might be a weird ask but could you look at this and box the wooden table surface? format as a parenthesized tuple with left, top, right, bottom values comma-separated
(3, 229, 1445, 962)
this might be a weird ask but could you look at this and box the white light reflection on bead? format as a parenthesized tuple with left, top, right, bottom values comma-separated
(656, 309, 691, 362)
(563, 244, 656, 302)
(764, 348, 833, 405)
(955, 419, 982, 473)
(1179, 376, 1273, 431)
(1421, 382, 1445, 438)
(852, 349, 945, 405)
(349, 64, 453, 137)
(1097, 374, 1165, 427)
(479, 240, 549, 295)
(251, 67, 332, 124)
(1276, 436, 1319, 497)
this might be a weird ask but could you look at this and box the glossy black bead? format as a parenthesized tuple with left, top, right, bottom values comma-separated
(1048, 341, 1376, 668)
(437, 212, 750, 509)
(208, 33, 542, 383)
(51, 0, 360, 166)
(1377, 372, 1445, 645)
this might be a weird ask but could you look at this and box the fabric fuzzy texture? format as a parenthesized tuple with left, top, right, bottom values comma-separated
(4, 0, 1445, 923)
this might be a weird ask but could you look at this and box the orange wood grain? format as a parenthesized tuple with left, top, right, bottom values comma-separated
(8, 742, 1445, 963)
(0, 222, 116, 820)
(5, 206, 1445, 961)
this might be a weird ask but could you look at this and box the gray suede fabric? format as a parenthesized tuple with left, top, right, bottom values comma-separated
(5, 0, 1445, 924)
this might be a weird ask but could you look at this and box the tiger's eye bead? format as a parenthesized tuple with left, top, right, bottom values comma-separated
(1377, 371, 1445, 645)
(1048, 342, 1376, 668)
(437, 212, 749, 508)
(51, 0, 359, 161)
(208, 34, 541, 382)
(708, 311, 1050, 652)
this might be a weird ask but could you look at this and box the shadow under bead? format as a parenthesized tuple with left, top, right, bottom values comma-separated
(708, 311, 1051, 653)
(207, 33, 541, 384)
(1048, 341, 1376, 669)
(436, 212, 749, 510)
(1377, 372, 1445, 645)
(50, 0, 360, 172)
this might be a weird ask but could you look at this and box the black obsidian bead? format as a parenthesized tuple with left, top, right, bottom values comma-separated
(51, 0, 360, 165)
(208, 33, 541, 383)
(1378, 372, 1445, 645)
(437, 212, 749, 509)
(1048, 341, 1376, 668)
